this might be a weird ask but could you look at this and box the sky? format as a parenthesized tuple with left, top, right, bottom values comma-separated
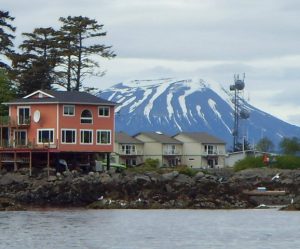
(2, 0, 300, 126)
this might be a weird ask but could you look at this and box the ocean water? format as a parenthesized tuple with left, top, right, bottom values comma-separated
(0, 209, 299, 249)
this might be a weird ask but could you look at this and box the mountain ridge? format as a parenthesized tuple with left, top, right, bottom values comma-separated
(98, 78, 300, 149)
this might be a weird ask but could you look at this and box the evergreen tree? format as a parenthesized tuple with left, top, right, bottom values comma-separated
(255, 137, 274, 152)
(0, 69, 15, 115)
(10, 27, 59, 95)
(279, 137, 300, 155)
(58, 16, 115, 91)
(0, 10, 16, 69)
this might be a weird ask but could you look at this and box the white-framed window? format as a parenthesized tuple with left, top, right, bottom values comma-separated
(80, 129, 93, 144)
(96, 130, 111, 145)
(81, 109, 93, 124)
(61, 129, 76, 144)
(63, 105, 75, 116)
(37, 129, 54, 144)
(98, 106, 110, 117)
(121, 144, 136, 154)
(17, 106, 30, 125)
(204, 144, 215, 154)
(14, 130, 27, 146)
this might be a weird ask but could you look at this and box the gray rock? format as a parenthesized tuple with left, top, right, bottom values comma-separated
(134, 174, 151, 185)
(0, 173, 28, 186)
(174, 174, 194, 186)
(47, 176, 57, 182)
(194, 171, 205, 180)
(99, 173, 113, 184)
(165, 184, 174, 193)
(162, 171, 179, 181)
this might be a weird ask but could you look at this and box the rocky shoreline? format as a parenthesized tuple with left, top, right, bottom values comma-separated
(1, 167, 300, 211)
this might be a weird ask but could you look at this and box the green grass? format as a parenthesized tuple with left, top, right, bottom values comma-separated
(234, 156, 265, 172)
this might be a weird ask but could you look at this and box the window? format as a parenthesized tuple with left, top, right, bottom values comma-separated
(18, 107, 30, 125)
(121, 144, 136, 154)
(204, 145, 214, 154)
(80, 130, 93, 144)
(38, 129, 54, 144)
(63, 105, 75, 116)
(61, 129, 76, 144)
(98, 106, 110, 117)
(81, 110, 93, 124)
(14, 130, 27, 146)
(97, 130, 111, 144)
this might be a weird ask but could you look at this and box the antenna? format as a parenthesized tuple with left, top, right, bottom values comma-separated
(229, 73, 250, 151)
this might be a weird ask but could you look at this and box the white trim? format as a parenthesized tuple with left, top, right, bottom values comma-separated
(56, 104, 59, 148)
(98, 106, 110, 118)
(23, 90, 55, 99)
(61, 129, 77, 144)
(96, 129, 112, 145)
(37, 128, 55, 144)
(80, 129, 93, 145)
(63, 105, 75, 116)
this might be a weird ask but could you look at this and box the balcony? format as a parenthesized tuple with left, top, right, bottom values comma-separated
(119, 149, 143, 156)
(0, 116, 31, 127)
(163, 150, 181, 156)
(0, 138, 57, 150)
(17, 116, 31, 127)
(202, 150, 226, 156)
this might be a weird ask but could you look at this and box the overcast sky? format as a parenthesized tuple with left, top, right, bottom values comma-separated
(3, 0, 300, 126)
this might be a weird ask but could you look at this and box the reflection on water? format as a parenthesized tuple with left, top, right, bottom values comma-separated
(1, 209, 300, 249)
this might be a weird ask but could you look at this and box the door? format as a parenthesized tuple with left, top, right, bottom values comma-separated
(14, 130, 27, 147)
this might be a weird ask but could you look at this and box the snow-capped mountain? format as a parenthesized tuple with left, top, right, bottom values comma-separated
(98, 78, 300, 149)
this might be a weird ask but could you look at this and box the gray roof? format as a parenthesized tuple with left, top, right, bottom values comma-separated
(135, 132, 182, 144)
(5, 90, 116, 106)
(175, 132, 226, 144)
(115, 132, 143, 144)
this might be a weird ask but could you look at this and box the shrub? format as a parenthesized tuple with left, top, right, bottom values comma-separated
(233, 156, 265, 172)
(275, 155, 300, 169)
(144, 158, 159, 168)
(234, 155, 300, 171)
(177, 165, 197, 177)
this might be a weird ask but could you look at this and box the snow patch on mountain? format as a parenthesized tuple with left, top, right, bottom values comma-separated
(98, 77, 300, 148)
(143, 80, 170, 122)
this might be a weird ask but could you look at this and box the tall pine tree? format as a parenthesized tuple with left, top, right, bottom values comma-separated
(10, 27, 60, 95)
(0, 10, 16, 69)
(58, 16, 115, 91)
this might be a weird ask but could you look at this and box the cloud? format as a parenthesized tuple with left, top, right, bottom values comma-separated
(2, 0, 300, 126)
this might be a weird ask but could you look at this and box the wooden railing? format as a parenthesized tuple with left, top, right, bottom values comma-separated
(0, 116, 31, 127)
(0, 139, 58, 149)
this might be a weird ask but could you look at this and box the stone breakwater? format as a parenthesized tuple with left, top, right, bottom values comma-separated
(0, 167, 300, 211)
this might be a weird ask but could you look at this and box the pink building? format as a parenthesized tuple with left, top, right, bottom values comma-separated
(0, 90, 116, 173)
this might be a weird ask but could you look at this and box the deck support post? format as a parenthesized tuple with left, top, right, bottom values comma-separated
(47, 150, 50, 177)
(106, 152, 110, 171)
(29, 151, 32, 176)
(13, 151, 17, 171)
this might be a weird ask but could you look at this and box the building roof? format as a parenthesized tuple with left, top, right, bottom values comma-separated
(175, 132, 226, 144)
(135, 132, 182, 144)
(4, 90, 116, 106)
(115, 132, 143, 144)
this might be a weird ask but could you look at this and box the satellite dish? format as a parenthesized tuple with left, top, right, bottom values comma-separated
(33, 110, 41, 123)
(240, 109, 250, 119)
(235, 79, 245, 90)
